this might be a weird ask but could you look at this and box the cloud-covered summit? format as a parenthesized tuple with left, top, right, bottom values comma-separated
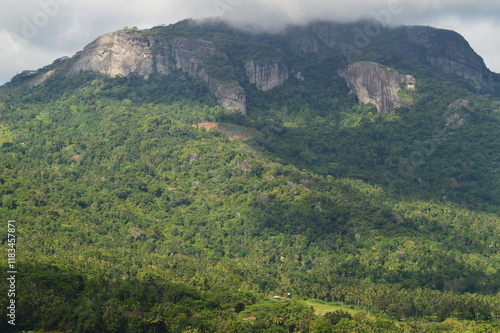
(0, 0, 499, 84)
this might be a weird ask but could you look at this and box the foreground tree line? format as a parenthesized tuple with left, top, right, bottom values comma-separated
(0, 263, 499, 332)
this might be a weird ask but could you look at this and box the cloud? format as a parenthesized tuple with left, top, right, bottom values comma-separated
(217, 0, 500, 29)
(0, 0, 499, 83)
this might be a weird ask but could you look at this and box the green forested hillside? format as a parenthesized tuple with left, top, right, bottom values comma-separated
(247, 77, 500, 210)
(0, 21, 499, 333)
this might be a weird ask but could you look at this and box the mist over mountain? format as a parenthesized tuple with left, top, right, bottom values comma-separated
(9, 18, 500, 101)
(2, 0, 500, 85)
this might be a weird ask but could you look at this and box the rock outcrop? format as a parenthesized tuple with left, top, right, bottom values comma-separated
(403, 26, 493, 93)
(245, 60, 290, 91)
(68, 32, 159, 77)
(68, 31, 246, 113)
(448, 99, 470, 111)
(16, 19, 498, 114)
(284, 21, 496, 93)
(446, 99, 469, 128)
(29, 69, 56, 87)
(167, 38, 246, 113)
(339, 61, 416, 114)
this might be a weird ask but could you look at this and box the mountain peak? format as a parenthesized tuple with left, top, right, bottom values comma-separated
(7, 19, 499, 111)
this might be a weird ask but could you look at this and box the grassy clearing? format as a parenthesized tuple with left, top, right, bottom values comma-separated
(302, 299, 376, 319)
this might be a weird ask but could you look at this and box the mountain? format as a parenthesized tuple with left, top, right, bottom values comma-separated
(10, 20, 500, 110)
(0, 19, 499, 332)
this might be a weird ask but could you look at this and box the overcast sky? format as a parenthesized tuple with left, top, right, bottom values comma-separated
(0, 0, 499, 84)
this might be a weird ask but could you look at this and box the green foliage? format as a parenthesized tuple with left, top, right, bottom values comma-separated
(248, 77, 500, 211)
(0, 19, 499, 332)
(201, 55, 238, 83)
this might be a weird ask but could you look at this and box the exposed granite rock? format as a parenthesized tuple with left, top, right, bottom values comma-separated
(169, 38, 221, 77)
(446, 113, 466, 128)
(29, 69, 56, 87)
(245, 60, 290, 91)
(448, 99, 470, 111)
(167, 38, 246, 113)
(403, 26, 493, 93)
(68, 31, 156, 77)
(446, 99, 469, 128)
(20, 20, 499, 115)
(67, 31, 246, 113)
(291, 68, 305, 81)
(283, 21, 496, 93)
(206, 78, 246, 112)
(339, 61, 416, 114)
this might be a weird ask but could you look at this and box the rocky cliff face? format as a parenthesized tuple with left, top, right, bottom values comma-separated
(68, 31, 246, 113)
(284, 22, 496, 93)
(446, 99, 469, 128)
(245, 60, 290, 91)
(403, 26, 493, 93)
(339, 61, 416, 114)
(68, 31, 157, 77)
(166, 38, 246, 113)
(20, 19, 498, 115)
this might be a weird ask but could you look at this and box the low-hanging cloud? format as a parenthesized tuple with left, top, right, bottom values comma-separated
(0, 0, 499, 83)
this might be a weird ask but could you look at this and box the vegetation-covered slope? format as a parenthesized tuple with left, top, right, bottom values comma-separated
(0, 20, 499, 332)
